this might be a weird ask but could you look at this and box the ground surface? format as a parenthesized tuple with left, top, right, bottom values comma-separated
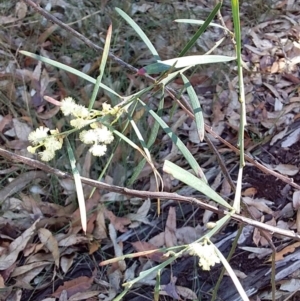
(1, 0, 300, 301)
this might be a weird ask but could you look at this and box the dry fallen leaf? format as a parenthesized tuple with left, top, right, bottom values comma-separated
(281, 128, 300, 147)
(160, 276, 198, 300)
(0, 16, 19, 25)
(293, 191, 300, 210)
(269, 242, 300, 262)
(126, 198, 151, 226)
(68, 291, 100, 301)
(224, 269, 247, 279)
(109, 224, 126, 272)
(253, 226, 261, 247)
(165, 207, 177, 247)
(203, 201, 216, 225)
(242, 197, 273, 215)
(0, 114, 12, 132)
(52, 275, 94, 298)
(0, 274, 5, 288)
(37, 106, 60, 120)
(15, 2, 28, 19)
(274, 163, 299, 176)
(280, 278, 300, 293)
(124, 261, 138, 282)
(88, 240, 100, 255)
(60, 254, 75, 274)
(10, 118, 32, 141)
(59, 178, 76, 195)
(38, 228, 60, 267)
(58, 289, 67, 301)
(174, 285, 198, 300)
(176, 225, 204, 245)
(16, 265, 47, 285)
(104, 209, 131, 233)
(160, 280, 180, 299)
(148, 232, 165, 247)
(57, 234, 90, 247)
(0, 220, 39, 270)
(11, 261, 50, 278)
(107, 267, 122, 293)
(131, 241, 165, 262)
(242, 187, 257, 196)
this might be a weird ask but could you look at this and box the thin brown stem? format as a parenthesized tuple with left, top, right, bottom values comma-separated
(205, 133, 236, 191)
(1, 146, 300, 241)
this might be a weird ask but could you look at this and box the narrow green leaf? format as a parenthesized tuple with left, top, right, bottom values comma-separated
(19, 50, 121, 98)
(112, 128, 155, 175)
(113, 126, 162, 189)
(139, 62, 170, 75)
(127, 94, 164, 186)
(115, 8, 160, 60)
(181, 74, 204, 141)
(99, 24, 112, 84)
(231, 0, 246, 215)
(213, 244, 249, 301)
(159, 55, 236, 68)
(113, 288, 130, 301)
(178, 2, 222, 57)
(139, 99, 205, 180)
(124, 252, 181, 288)
(175, 20, 232, 34)
(154, 269, 161, 301)
(129, 117, 151, 161)
(203, 214, 233, 240)
(163, 160, 233, 209)
(158, 66, 190, 86)
(88, 24, 112, 110)
(143, 55, 236, 74)
(112, 129, 142, 152)
(65, 138, 87, 233)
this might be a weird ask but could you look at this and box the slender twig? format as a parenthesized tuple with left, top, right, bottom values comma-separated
(1, 146, 300, 241)
(205, 133, 236, 191)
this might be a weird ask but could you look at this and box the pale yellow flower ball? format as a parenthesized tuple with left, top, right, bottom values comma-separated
(89, 144, 107, 157)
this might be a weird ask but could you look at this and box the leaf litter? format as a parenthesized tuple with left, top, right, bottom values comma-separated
(1, 0, 300, 300)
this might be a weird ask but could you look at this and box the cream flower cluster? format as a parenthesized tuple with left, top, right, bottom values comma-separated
(60, 97, 115, 157)
(60, 97, 91, 129)
(189, 240, 220, 271)
(79, 123, 114, 157)
(27, 127, 63, 161)
(61, 97, 122, 129)
(27, 97, 119, 161)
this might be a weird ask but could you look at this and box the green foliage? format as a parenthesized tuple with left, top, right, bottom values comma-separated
(23, 1, 249, 300)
